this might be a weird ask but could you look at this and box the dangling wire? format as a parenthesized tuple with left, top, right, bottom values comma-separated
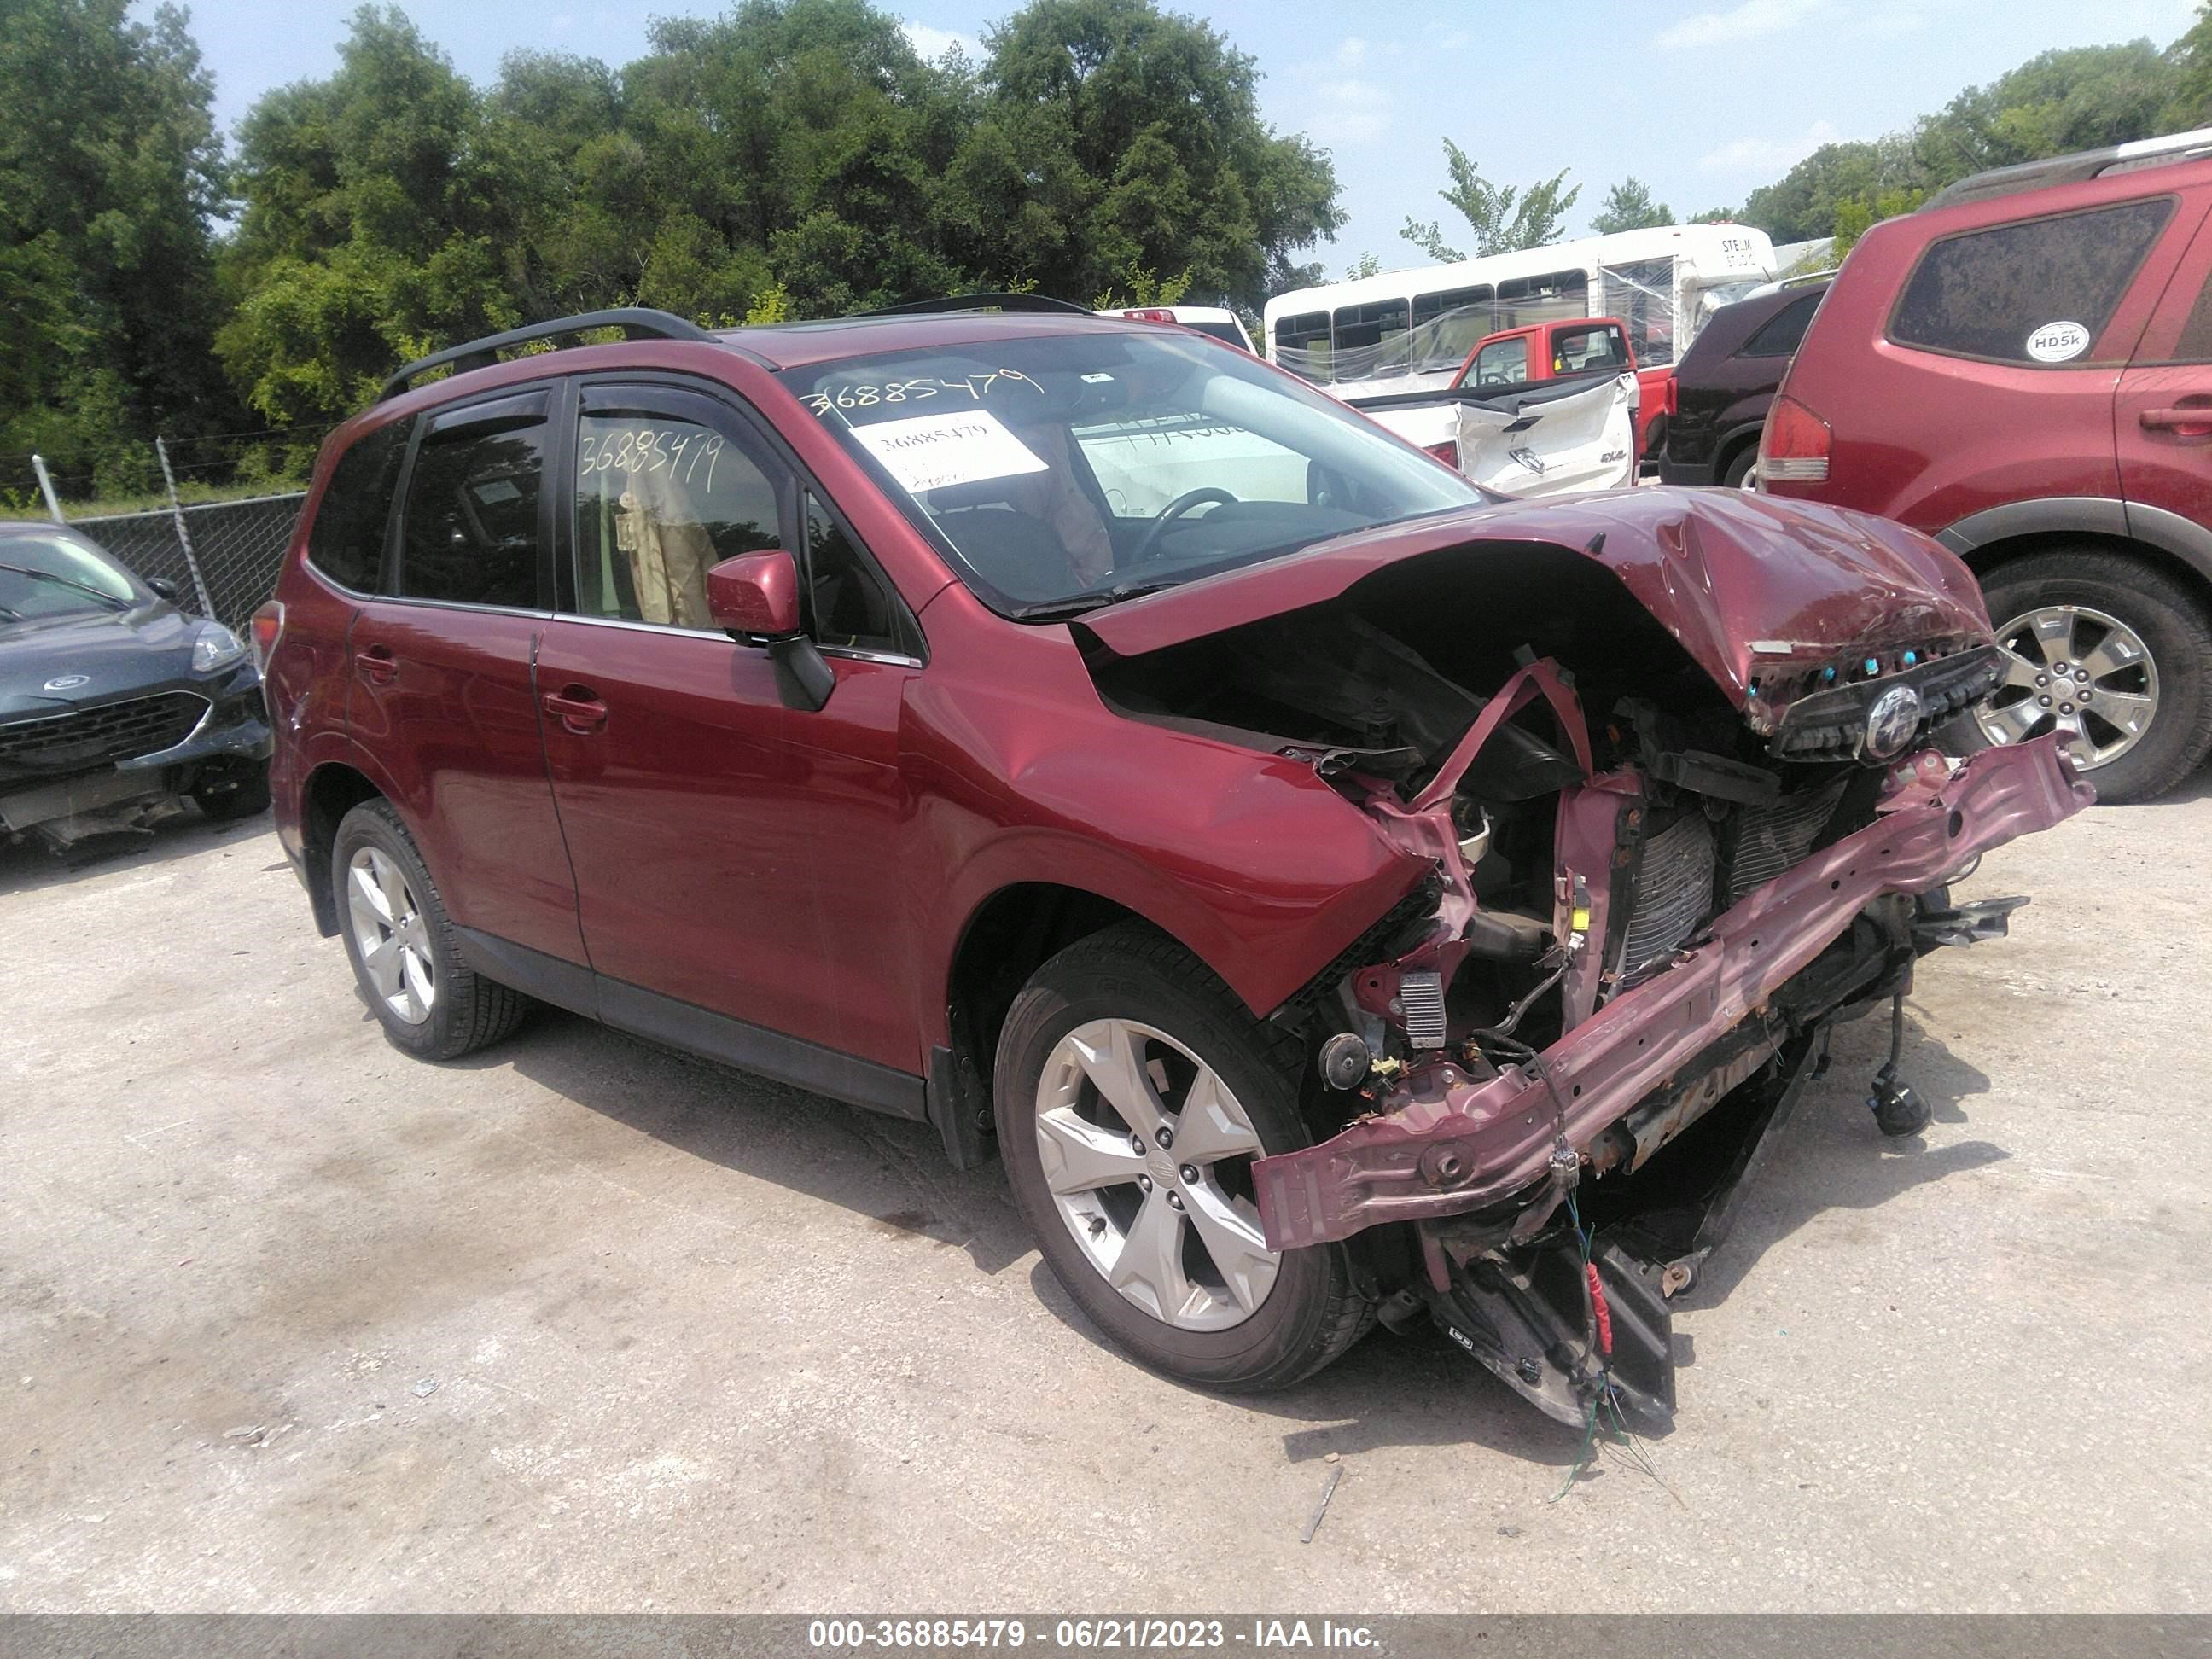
(1550, 1399, 1600, 1502)
(1565, 1187, 1685, 1505)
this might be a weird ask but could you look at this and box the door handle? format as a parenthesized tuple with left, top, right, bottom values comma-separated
(355, 645, 398, 685)
(543, 685, 608, 735)
(2139, 405, 2212, 435)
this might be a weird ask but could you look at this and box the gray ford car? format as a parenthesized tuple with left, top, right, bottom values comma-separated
(0, 521, 271, 852)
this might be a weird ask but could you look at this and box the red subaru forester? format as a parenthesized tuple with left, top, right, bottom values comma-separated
(258, 299, 2086, 1429)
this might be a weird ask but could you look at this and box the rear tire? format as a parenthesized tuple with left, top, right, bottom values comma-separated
(1720, 445, 1758, 491)
(994, 923, 1371, 1393)
(1977, 549, 2212, 803)
(331, 800, 529, 1060)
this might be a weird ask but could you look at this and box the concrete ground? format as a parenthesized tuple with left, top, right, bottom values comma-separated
(2, 782, 2208, 1615)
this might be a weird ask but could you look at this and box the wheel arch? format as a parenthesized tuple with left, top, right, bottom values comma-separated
(300, 759, 392, 936)
(940, 882, 1161, 1138)
(1940, 500, 2212, 616)
(1713, 418, 1767, 480)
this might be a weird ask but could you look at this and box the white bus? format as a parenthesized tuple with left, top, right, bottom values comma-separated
(1261, 224, 1778, 403)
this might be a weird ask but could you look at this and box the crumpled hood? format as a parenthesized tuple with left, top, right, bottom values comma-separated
(1079, 488, 1993, 706)
(0, 604, 205, 720)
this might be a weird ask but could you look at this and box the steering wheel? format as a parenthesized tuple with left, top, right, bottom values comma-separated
(1127, 487, 1240, 568)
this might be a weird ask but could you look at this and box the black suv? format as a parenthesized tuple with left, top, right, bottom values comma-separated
(1659, 277, 1831, 489)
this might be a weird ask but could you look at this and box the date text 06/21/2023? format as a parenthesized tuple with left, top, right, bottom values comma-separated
(804, 1618, 1382, 1651)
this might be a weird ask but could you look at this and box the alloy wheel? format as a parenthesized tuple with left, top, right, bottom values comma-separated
(1978, 602, 2160, 772)
(346, 845, 436, 1025)
(1032, 1017, 1280, 1331)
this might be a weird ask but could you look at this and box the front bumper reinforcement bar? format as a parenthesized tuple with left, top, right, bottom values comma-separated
(1252, 736, 2092, 1251)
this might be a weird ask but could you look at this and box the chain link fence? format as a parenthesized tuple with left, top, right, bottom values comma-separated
(65, 492, 307, 632)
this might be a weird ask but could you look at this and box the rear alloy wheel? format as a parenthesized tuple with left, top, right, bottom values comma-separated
(995, 923, 1371, 1392)
(1976, 550, 2212, 803)
(331, 800, 529, 1059)
(1721, 445, 1758, 491)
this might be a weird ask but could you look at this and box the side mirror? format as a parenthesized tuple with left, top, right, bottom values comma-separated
(145, 576, 180, 603)
(705, 550, 834, 713)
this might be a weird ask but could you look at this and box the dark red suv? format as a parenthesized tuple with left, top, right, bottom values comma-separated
(1761, 131, 2212, 802)
(259, 300, 2085, 1429)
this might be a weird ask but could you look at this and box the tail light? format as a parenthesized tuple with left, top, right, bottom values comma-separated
(1120, 308, 1176, 323)
(1759, 393, 1831, 483)
(1423, 440, 1461, 470)
(249, 600, 285, 675)
(1662, 375, 1679, 417)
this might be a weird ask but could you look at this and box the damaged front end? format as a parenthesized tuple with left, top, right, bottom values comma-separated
(1080, 501, 2093, 1431)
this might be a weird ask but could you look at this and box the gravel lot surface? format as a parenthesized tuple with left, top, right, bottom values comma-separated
(3, 781, 2207, 1613)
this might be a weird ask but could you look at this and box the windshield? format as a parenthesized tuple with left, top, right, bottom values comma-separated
(784, 329, 1485, 614)
(0, 529, 140, 623)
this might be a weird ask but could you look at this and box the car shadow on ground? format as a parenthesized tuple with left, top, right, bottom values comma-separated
(0, 806, 275, 899)
(455, 991, 2004, 1471)
(468, 1004, 1040, 1276)
(1657, 1008, 2005, 1313)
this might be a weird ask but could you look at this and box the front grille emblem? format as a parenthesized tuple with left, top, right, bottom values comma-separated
(1863, 684, 1924, 760)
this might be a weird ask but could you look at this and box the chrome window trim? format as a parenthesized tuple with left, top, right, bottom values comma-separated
(547, 608, 922, 666)
(820, 644, 923, 667)
(358, 593, 552, 621)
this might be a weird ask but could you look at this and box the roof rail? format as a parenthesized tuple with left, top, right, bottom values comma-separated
(376, 307, 719, 402)
(857, 292, 1097, 319)
(1924, 127, 2212, 212)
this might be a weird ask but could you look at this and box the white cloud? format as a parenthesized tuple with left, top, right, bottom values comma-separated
(1855, 3, 1930, 38)
(1656, 0, 1827, 49)
(1309, 78, 1394, 147)
(1698, 119, 1841, 173)
(1282, 38, 1402, 148)
(1440, 30, 1472, 49)
(901, 20, 979, 61)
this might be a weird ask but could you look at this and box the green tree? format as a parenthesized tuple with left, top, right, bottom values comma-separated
(944, 0, 1341, 311)
(1742, 137, 1922, 242)
(1591, 177, 1673, 234)
(212, 0, 1346, 420)
(1400, 139, 1580, 261)
(0, 0, 238, 497)
(218, 6, 522, 425)
(1830, 186, 1929, 259)
(2172, 2, 2212, 128)
(1742, 41, 2180, 246)
(1343, 252, 1382, 280)
(1913, 40, 2177, 183)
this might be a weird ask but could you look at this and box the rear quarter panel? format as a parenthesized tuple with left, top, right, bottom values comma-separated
(265, 508, 363, 870)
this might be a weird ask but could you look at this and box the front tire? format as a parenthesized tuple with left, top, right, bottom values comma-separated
(331, 800, 529, 1060)
(1976, 549, 2212, 803)
(994, 923, 1371, 1392)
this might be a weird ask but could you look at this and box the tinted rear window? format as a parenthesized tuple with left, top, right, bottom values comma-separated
(1888, 199, 2174, 364)
(396, 399, 548, 608)
(1739, 292, 1821, 358)
(306, 424, 404, 591)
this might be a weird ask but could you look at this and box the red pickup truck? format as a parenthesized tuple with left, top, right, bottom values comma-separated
(1357, 317, 1643, 495)
(1464, 316, 1669, 455)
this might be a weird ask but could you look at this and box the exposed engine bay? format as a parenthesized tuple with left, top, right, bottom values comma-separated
(1080, 540, 2086, 1433)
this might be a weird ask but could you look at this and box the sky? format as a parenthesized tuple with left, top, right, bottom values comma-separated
(166, 0, 2205, 277)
